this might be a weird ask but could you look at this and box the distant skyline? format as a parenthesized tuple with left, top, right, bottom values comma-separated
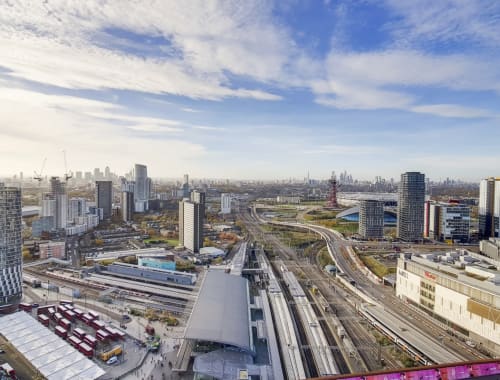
(1, 1, 499, 181)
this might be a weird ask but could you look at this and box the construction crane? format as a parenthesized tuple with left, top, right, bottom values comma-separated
(63, 150, 72, 181)
(33, 157, 47, 185)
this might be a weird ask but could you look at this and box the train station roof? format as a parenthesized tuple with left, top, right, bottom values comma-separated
(0, 311, 106, 380)
(184, 270, 253, 353)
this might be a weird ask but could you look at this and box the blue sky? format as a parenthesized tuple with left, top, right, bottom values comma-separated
(0, 0, 499, 181)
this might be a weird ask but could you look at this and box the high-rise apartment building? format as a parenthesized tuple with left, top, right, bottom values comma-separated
(121, 191, 134, 222)
(68, 197, 87, 223)
(358, 200, 384, 239)
(95, 181, 112, 220)
(479, 177, 500, 239)
(44, 177, 67, 229)
(179, 190, 205, 253)
(134, 164, 150, 212)
(0, 184, 23, 313)
(397, 172, 425, 242)
(182, 174, 190, 198)
(428, 202, 470, 243)
(120, 177, 134, 222)
(221, 193, 232, 214)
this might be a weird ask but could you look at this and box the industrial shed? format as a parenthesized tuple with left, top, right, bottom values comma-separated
(0, 312, 105, 380)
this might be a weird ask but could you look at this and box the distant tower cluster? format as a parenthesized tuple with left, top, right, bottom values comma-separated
(326, 171, 338, 208)
(0, 183, 22, 313)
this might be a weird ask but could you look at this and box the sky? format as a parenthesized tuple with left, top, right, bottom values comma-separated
(0, 0, 499, 181)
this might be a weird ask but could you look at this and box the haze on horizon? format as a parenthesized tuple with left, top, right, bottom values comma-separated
(1, 1, 499, 181)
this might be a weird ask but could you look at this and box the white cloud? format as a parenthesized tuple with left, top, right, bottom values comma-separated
(0, 1, 287, 100)
(181, 108, 200, 113)
(0, 87, 205, 175)
(384, 1, 500, 47)
(411, 104, 495, 118)
(313, 49, 500, 114)
(191, 125, 226, 131)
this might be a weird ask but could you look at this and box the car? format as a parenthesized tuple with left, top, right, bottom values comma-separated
(31, 303, 39, 308)
(309, 322, 319, 327)
(466, 340, 476, 348)
(106, 356, 118, 365)
(0, 349, 5, 354)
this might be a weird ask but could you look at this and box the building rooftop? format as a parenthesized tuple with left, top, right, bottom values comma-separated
(184, 270, 253, 353)
(406, 251, 500, 296)
(0, 312, 105, 380)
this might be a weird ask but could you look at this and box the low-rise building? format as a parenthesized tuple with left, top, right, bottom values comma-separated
(276, 195, 301, 204)
(138, 256, 176, 271)
(480, 238, 500, 261)
(428, 202, 471, 243)
(39, 241, 66, 259)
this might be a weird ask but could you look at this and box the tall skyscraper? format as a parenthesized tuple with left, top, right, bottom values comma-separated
(397, 172, 425, 242)
(182, 174, 190, 198)
(134, 164, 149, 212)
(221, 193, 231, 214)
(104, 166, 111, 179)
(0, 183, 22, 313)
(96, 181, 113, 220)
(179, 190, 205, 253)
(47, 176, 67, 229)
(359, 200, 384, 239)
(479, 177, 500, 239)
(120, 177, 135, 222)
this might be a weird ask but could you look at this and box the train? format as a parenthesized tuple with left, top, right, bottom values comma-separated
(359, 306, 431, 366)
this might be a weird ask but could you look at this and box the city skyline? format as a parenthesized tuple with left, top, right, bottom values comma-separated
(1, 2, 500, 180)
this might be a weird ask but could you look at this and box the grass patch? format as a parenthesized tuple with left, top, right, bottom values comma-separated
(304, 210, 339, 220)
(144, 237, 179, 246)
(265, 225, 321, 248)
(360, 255, 391, 278)
(318, 246, 334, 268)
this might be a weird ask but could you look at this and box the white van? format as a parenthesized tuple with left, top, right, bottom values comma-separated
(106, 356, 118, 365)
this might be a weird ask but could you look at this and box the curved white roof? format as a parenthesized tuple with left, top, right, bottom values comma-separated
(184, 270, 253, 353)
